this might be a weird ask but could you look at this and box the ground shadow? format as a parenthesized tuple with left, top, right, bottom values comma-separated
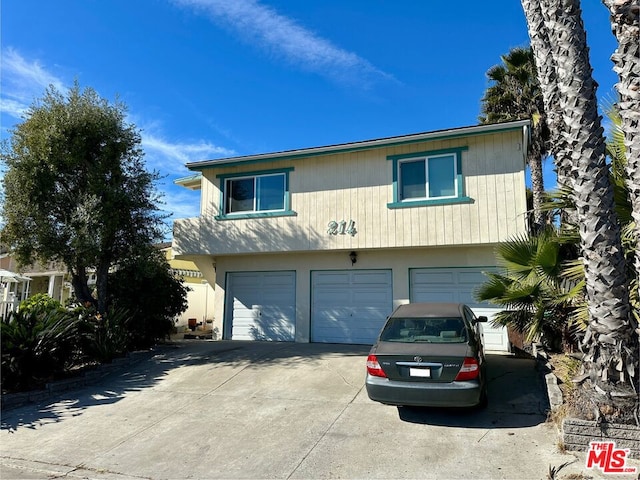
(0, 340, 370, 432)
(397, 355, 550, 429)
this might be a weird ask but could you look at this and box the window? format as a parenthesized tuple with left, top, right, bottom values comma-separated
(379, 317, 467, 343)
(225, 174, 285, 214)
(387, 147, 472, 208)
(217, 168, 295, 219)
(399, 154, 457, 201)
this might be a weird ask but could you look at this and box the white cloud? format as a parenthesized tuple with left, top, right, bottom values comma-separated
(0, 48, 231, 229)
(142, 133, 234, 174)
(173, 0, 396, 88)
(0, 48, 66, 120)
(159, 186, 202, 220)
(0, 48, 232, 172)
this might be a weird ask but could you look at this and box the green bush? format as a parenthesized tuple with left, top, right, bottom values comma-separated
(109, 248, 188, 350)
(1, 309, 82, 391)
(19, 293, 64, 316)
(78, 306, 133, 363)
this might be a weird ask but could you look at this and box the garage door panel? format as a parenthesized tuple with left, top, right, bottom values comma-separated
(351, 289, 391, 304)
(413, 271, 455, 284)
(351, 271, 392, 285)
(410, 268, 510, 352)
(313, 307, 351, 321)
(262, 272, 296, 287)
(312, 270, 392, 345)
(350, 306, 389, 319)
(227, 272, 296, 342)
(313, 272, 350, 286)
(232, 275, 261, 288)
(314, 290, 351, 304)
(411, 290, 457, 303)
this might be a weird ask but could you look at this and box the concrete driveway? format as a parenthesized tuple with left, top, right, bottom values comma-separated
(0, 340, 619, 479)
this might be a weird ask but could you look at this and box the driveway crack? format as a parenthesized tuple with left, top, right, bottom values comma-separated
(285, 385, 365, 479)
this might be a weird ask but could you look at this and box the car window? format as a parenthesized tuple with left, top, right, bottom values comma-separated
(379, 317, 467, 343)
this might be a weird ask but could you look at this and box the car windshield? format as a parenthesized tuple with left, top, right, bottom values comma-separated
(379, 317, 467, 343)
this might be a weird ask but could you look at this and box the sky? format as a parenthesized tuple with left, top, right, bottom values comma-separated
(0, 0, 621, 237)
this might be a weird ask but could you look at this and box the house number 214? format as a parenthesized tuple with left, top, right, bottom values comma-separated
(327, 220, 357, 237)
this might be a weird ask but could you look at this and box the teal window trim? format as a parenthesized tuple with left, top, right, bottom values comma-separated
(216, 167, 294, 220)
(387, 147, 470, 209)
(387, 196, 474, 209)
(215, 210, 297, 221)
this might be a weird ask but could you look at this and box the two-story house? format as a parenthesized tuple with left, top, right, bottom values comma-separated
(172, 120, 530, 352)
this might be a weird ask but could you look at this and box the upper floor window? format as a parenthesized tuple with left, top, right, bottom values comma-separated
(217, 168, 296, 220)
(226, 173, 285, 214)
(387, 147, 472, 209)
(399, 154, 457, 201)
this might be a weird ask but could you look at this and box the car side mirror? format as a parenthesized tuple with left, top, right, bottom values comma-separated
(476, 316, 488, 323)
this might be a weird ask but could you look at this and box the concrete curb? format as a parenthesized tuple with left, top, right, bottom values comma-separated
(532, 342, 564, 411)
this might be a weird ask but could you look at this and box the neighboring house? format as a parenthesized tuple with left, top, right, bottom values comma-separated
(172, 120, 530, 351)
(0, 251, 70, 305)
(0, 244, 213, 328)
(159, 243, 215, 331)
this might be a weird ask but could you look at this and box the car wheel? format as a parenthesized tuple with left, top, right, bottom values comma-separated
(475, 386, 488, 410)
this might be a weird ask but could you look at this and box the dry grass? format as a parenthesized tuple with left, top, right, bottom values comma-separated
(546, 353, 582, 428)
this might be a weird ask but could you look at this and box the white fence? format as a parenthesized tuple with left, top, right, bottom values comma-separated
(0, 298, 19, 320)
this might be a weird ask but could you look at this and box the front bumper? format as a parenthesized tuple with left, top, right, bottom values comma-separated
(365, 374, 483, 407)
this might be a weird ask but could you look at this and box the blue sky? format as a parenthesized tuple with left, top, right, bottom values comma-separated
(1, 0, 620, 233)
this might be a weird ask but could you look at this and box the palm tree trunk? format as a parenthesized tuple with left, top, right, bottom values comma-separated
(521, 0, 573, 191)
(529, 149, 546, 231)
(523, 0, 635, 406)
(602, 0, 640, 304)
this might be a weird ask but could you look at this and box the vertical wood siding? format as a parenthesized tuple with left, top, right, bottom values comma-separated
(174, 131, 526, 256)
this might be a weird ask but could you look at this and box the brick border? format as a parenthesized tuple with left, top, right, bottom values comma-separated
(1, 349, 153, 411)
(533, 343, 640, 459)
(563, 418, 640, 458)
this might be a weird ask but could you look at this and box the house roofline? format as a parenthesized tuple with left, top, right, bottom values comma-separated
(185, 120, 530, 171)
(173, 173, 202, 190)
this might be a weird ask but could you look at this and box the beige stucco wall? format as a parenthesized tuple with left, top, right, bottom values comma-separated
(174, 130, 527, 258)
(193, 245, 498, 342)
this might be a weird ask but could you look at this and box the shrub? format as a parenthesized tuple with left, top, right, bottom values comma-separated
(108, 248, 188, 350)
(78, 306, 133, 363)
(19, 293, 64, 316)
(1, 309, 81, 391)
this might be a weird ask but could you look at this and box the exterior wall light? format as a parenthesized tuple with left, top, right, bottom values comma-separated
(349, 251, 357, 265)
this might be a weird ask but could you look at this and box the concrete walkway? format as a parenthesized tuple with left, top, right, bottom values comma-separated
(1, 340, 637, 479)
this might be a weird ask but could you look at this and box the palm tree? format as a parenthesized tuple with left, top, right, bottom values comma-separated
(475, 229, 584, 351)
(604, 101, 638, 319)
(480, 47, 549, 232)
(602, 0, 640, 304)
(520, 0, 636, 414)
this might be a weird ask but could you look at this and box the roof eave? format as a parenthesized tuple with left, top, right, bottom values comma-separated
(186, 120, 531, 171)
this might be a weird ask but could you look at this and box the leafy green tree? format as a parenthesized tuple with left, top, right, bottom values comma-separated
(108, 246, 188, 350)
(480, 46, 549, 232)
(1, 83, 167, 313)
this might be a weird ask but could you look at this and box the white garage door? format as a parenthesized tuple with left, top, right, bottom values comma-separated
(226, 271, 296, 341)
(312, 270, 393, 345)
(410, 268, 510, 352)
